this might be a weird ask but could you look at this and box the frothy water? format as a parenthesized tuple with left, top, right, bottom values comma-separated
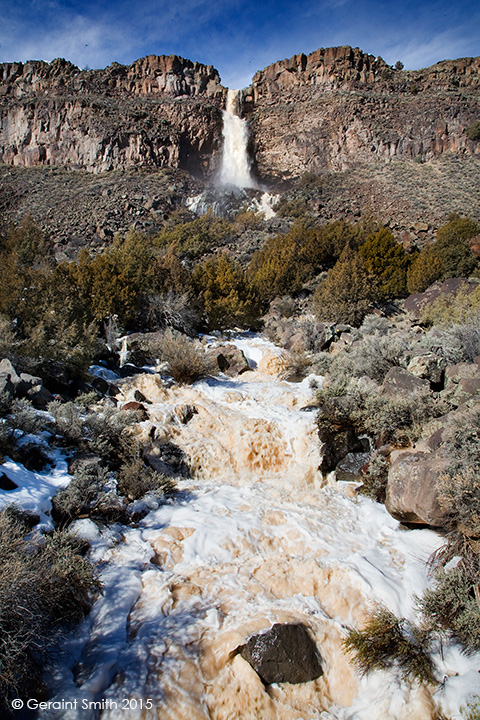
(219, 89, 256, 189)
(41, 336, 480, 720)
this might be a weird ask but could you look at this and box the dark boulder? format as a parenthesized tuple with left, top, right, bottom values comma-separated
(404, 278, 478, 321)
(382, 367, 430, 396)
(238, 623, 323, 685)
(0, 473, 17, 490)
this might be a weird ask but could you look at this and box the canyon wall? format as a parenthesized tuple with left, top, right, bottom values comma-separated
(245, 46, 480, 181)
(0, 55, 225, 174)
(0, 46, 479, 184)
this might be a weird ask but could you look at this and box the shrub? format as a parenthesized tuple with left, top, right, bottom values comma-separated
(433, 215, 479, 280)
(329, 331, 409, 383)
(359, 451, 389, 502)
(153, 210, 232, 259)
(84, 407, 137, 466)
(419, 284, 480, 327)
(48, 399, 85, 445)
(420, 558, 480, 654)
(0, 314, 15, 359)
(0, 508, 99, 713)
(357, 314, 391, 337)
(193, 254, 261, 330)
(281, 349, 313, 381)
(159, 329, 216, 384)
(407, 244, 443, 293)
(0, 421, 14, 463)
(140, 290, 201, 335)
(354, 390, 438, 447)
(117, 458, 176, 501)
(465, 120, 480, 141)
(51, 465, 112, 525)
(9, 398, 52, 435)
(343, 605, 436, 683)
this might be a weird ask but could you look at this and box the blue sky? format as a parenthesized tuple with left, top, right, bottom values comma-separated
(0, 0, 479, 88)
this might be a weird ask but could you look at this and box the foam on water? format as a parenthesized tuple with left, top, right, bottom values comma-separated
(39, 334, 480, 719)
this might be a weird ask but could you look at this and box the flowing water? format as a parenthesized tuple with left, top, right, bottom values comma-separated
(219, 89, 256, 189)
(41, 336, 479, 720)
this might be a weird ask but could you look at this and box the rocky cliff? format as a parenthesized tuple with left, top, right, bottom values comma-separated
(245, 46, 480, 181)
(1, 46, 480, 183)
(1, 46, 480, 239)
(0, 55, 225, 174)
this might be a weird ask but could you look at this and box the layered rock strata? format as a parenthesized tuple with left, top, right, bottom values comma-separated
(245, 46, 480, 181)
(0, 55, 225, 174)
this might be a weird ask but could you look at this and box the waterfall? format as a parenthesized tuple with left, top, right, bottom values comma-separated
(219, 89, 256, 189)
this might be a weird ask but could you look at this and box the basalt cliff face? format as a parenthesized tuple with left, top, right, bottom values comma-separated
(1, 46, 480, 183)
(244, 45, 480, 181)
(0, 55, 225, 174)
(1, 46, 480, 239)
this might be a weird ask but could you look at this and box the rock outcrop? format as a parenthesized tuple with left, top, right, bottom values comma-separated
(0, 55, 225, 174)
(245, 46, 480, 181)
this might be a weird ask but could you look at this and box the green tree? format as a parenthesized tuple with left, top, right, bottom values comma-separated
(433, 215, 479, 280)
(193, 253, 261, 330)
(359, 228, 410, 300)
(313, 243, 371, 326)
(406, 244, 443, 293)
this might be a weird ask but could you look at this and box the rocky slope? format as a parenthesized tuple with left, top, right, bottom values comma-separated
(0, 55, 225, 174)
(245, 46, 480, 181)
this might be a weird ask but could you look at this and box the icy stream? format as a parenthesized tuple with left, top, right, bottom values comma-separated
(41, 336, 479, 720)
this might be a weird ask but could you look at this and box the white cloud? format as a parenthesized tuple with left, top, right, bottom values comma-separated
(381, 27, 479, 70)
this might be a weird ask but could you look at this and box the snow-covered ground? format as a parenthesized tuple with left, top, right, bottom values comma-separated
(1, 334, 479, 719)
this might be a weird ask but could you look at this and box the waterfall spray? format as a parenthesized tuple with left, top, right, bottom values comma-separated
(219, 89, 256, 188)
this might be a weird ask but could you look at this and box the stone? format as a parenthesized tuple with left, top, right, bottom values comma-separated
(317, 397, 366, 475)
(382, 367, 431, 395)
(68, 453, 103, 476)
(145, 441, 189, 477)
(238, 623, 323, 685)
(208, 345, 250, 377)
(385, 451, 451, 527)
(0, 473, 17, 490)
(0, 358, 20, 382)
(403, 279, 478, 321)
(122, 401, 149, 420)
(407, 353, 445, 386)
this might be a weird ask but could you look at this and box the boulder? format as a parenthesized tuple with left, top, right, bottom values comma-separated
(68, 453, 103, 476)
(403, 278, 478, 321)
(443, 363, 480, 405)
(407, 353, 445, 387)
(317, 397, 367, 475)
(238, 623, 323, 685)
(0, 361, 53, 408)
(0, 473, 18, 491)
(208, 345, 250, 377)
(145, 441, 190, 477)
(382, 367, 431, 395)
(20, 375, 54, 409)
(385, 451, 450, 526)
(122, 401, 149, 420)
(0, 358, 19, 396)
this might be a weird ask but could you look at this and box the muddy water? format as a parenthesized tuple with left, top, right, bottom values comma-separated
(42, 337, 478, 720)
